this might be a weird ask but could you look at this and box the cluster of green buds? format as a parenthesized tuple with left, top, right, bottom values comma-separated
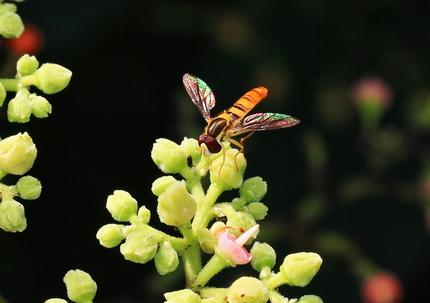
(0, 1, 24, 39)
(0, 132, 41, 232)
(97, 137, 323, 302)
(0, 54, 72, 123)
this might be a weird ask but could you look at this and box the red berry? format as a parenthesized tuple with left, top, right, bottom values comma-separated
(361, 271, 403, 303)
(6, 23, 44, 56)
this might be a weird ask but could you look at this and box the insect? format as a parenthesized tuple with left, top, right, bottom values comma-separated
(182, 73, 300, 171)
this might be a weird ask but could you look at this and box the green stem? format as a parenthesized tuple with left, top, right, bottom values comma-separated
(0, 78, 19, 92)
(0, 168, 8, 181)
(192, 253, 229, 290)
(192, 183, 223, 231)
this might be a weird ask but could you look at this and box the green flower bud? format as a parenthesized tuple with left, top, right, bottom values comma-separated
(137, 205, 151, 224)
(120, 230, 158, 264)
(196, 227, 216, 253)
(240, 177, 267, 202)
(164, 289, 201, 303)
(210, 149, 246, 190)
(154, 241, 179, 275)
(96, 223, 125, 248)
(245, 202, 268, 221)
(250, 242, 276, 272)
(0, 11, 24, 38)
(16, 175, 42, 199)
(180, 137, 201, 165)
(30, 95, 52, 118)
(0, 82, 6, 107)
(17, 54, 39, 76)
(157, 180, 196, 226)
(0, 4, 17, 14)
(45, 299, 68, 303)
(0, 199, 26, 232)
(226, 277, 269, 303)
(63, 269, 97, 303)
(226, 212, 257, 240)
(280, 252, 322, 287)
(33, 63, 72, 94)
(151, 175, 177, 196)
(151, 139, 187, 174)
(0, 132, 37, 175)
(7, 90, 32, 123)
(297, 295, 324, 303)
(106, 190, 138, 222)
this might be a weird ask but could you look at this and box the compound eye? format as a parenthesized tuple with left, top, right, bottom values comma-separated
(198, 134, 222, 154)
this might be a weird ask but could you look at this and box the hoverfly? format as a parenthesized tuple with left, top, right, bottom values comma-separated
(182, 73, 300, 171)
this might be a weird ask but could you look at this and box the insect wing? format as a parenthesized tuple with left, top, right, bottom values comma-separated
(229, 112, 300, 135)
(183, 73, 216, 122)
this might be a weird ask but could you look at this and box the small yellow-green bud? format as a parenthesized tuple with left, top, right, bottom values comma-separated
(16, 175, 42, 199)
(96, 224, 125, 248)
(137, 205, 151, 224)
(157, 180, 196, 226)
(297, 295, 324, 303)
(180, 137, 201, 164)
(226, 212, 257, 240)
(17, 54, 40, 76)
(240, 177, 267, 202)
(151, 175, 177, 196)
(106, 190, 138, 222)
(44, 299, 68, 303)
(63, 269, 97, 303)
(0, 132, 37, 175)
(196, 227, 216, 253)
(151, 139, 187, 174)
(120, 230, 158, 264)
(7, 90, 32, 123)
(280, 252, 322, 287)
(0, 11, 24, 38)
(0, 82, 6, 107)
(226, 277, 269, 303)
(0, 199, 26, 232)
(246, 202, 268, 221)
(164, 289, 201, 303)
(30, 95, 52, 118)
(0, 3, 17, 14)
(250, 242, 276, 272)
(33, 63, 72, 94)
(210, 148, 246, 190)
(154, 241, 179, 275)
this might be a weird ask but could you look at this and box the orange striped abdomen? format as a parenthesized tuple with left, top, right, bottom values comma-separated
(227, 86, 268, 119)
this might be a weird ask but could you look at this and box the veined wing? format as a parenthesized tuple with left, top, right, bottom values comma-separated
(229, 112, 300, 136)
(183, 73, 215, 122)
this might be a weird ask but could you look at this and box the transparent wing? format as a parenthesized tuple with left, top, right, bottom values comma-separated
(183, 73, 216, 122)
(229, 112, 300, 135)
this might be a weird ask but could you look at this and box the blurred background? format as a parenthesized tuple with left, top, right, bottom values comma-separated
(1, 0, 430, 302)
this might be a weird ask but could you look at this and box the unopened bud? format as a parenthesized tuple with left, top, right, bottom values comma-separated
(63, 269, 97, 303)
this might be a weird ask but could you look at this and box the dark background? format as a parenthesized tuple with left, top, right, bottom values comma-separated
(1, 0, 430, 302)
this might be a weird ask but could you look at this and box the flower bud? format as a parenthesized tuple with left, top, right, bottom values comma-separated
(180, 137, 201, 165)
(120, 230, 158, 264)
(210, 149, 246, 190)
(361, 271, 403, 303)
(250, 242, 276, 272)
(240, 177, 267, 202)
(0, 199, 26, 232)
(16, 175, 42, 199)
(137, 205, 151, 224)
(17, 54, 39, 76)
(151, 175, 177, 196)
(157, 180, 196, 226)
(164, 289, 201, 303)
(45, 299, 68, 303)
(279, 252, 322, 287)
(0, 11, 24, 38)
(0, 82, 6, 107)
(246, 202, 268, 221)
(96, 223, 125, 248)
(106, 190, 138, 222)
(33, 63, 72, 94)
(30, 95, 52, 118)
(7, 90, 32, 123)
(154, 241, 179, 275)
(151, 139, 187, 174)
(196, 227, 216, 253)
(297, 295, 324, 303)
(226, 212, 257, 240)
(63, 269, 97, 303)
(0, 132, 37, 175)
(226, 277, 269, 303)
